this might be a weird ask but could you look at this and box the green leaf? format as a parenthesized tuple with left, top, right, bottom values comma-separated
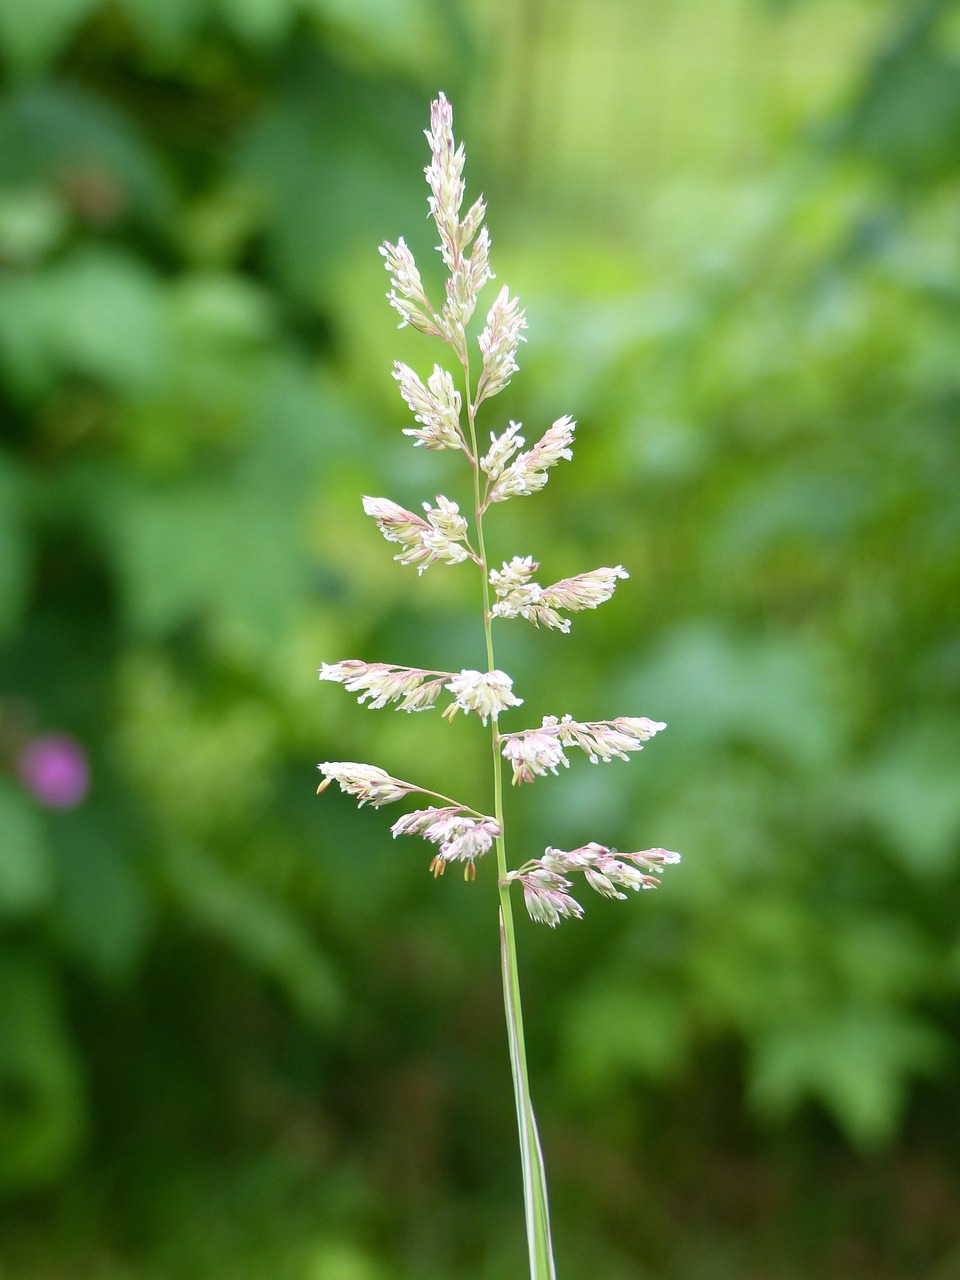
(0, 247, 169, 399)
(0, 85, 174, 225)
(749, 1008, 945, 1149)
(851, 720, 960, 876)
(98, 360, 340, 640)
(623, 624, 847, 772)
(0, 0, 96, 73)
(49, 807, 155, 980)
(0, 186, 68, 265)
(0, 450, 30, 636)
(163, 844, 341, 1024)
(232, 60, 428, 302)
(0, 779, 53, 918)
(45, 248, 170, 392)
(842, 13, 960, 183)
(303, 0, 456, 79)
(0, 955, 85, 1193)
(108, 476, 303, 636)
(561, 984, 693, 1092)
(116, 0, 211, 54)
(304, 1240, 387, 1280)
(216, 0, 297, 45)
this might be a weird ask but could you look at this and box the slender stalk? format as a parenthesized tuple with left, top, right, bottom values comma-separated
(463, 356, 558, 1279)
(415, 786, 490, 819)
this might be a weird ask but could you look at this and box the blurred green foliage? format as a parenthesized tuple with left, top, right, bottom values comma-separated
(1, 0, 960, 1277)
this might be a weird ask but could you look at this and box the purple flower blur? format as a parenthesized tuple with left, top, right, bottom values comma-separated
(17, 734, 91, 809)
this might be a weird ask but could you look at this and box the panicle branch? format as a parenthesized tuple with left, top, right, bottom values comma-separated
(392, 362, 466, 451)
(362, 494, 478, 572)
(320, 660, 527, 725)
(490, 558, 629, 632)
(500, 714, 666, 784)
(505, 842, 681, 925)
(319, 661, 452, 712)
(485, 415, 575, 505)
(379, 237, 441, 337)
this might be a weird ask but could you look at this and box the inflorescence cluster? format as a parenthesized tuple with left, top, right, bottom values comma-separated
(316, 94, 678, 924)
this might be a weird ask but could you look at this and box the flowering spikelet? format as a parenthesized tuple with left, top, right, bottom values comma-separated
(513, 866, 584, 928)
(465, 223, 493, 296)
(500, 725, 570, 785)
(316, 762, 416, 808)
(392, 805, 501, 878)
(443, 669, 523, 724)
(487, 415, 575, 504)
(424, 92, 466, 267)
(379, 237, 439, 336)
(441, 226, 493, 340)
(424, 93, 493, 352)
(480, 421, 525, 480)
(319, 661, 451, 712)
(489, 555, 549, 623)
(477, 286, 526, 407)
(362, 494, 474, 572)
(489, 555, 538, 596)
(423, 93, 493, 272)
(392, 362, 464, 450)
(390, 806, 461, 838)
(499, 714, 666, 782)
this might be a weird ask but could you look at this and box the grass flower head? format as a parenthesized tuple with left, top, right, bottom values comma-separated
(317, 92, 679, 1280)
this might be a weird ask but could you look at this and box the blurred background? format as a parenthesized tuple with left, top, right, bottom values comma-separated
(1, 0, 959, 1276)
